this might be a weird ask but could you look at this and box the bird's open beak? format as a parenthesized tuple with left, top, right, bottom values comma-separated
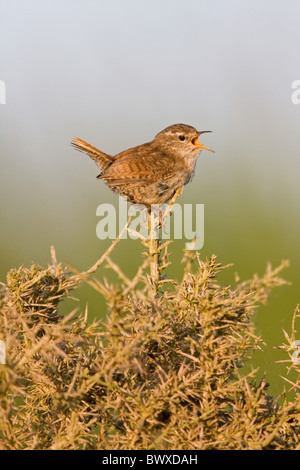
(192, 131, 214, 152)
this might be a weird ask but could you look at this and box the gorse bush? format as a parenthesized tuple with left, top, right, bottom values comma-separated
(1, 219, 300, 449)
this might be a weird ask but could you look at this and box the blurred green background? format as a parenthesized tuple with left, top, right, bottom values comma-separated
(1, 0, 300, 397)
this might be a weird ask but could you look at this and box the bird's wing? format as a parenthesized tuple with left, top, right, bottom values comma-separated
(99, 152, 175, 184)
(71, 137, 114, 171)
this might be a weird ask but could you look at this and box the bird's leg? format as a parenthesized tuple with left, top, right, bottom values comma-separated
(163, 186, 184, 221)
(145, 187, 184, 294)
(147, 208, 161, 293)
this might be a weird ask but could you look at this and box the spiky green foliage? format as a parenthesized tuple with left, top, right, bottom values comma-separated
(0, 239, 300, 449)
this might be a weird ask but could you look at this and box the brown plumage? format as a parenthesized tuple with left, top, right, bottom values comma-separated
(71, 124, 213, 208)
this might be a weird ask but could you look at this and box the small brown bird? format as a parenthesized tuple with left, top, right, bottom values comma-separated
(71, 124, 213, 208)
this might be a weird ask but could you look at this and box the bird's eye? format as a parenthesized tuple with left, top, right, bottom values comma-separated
(179, 135, 185, 141)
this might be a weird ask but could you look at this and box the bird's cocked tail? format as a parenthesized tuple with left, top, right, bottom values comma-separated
(71, 137, 114, 171)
